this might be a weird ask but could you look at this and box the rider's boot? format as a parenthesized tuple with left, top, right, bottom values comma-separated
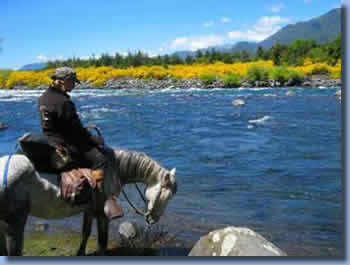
(91, 169, 124, 220)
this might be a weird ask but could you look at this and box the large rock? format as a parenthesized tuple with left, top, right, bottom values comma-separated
(189, 227, 286, 256)
(0, 123, 8, 130)
(232, 99, 246, 106)
(285, 91, 296, 97)
(118, 221, 138, 240)
(335, 90, 341, 100)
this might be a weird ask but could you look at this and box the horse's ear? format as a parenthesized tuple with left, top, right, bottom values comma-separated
(170, 168, 176, 176)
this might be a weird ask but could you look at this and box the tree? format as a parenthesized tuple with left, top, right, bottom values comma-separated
(256, 46, 265, 59)
(270, 43, 288, 65)
(325, 35, 341, 65)
(283, 40, 318, 65)
(185, 56, 194, 65)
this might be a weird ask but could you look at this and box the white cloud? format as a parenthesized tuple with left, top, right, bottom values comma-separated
(169, 35, 224, 51)
(268, 3, 285, 13)
(36, 54, 66, 62)
(37, 55, 49, 62)
(220, 17, 231, 23)
(227, 16, 291, 42)
(203, 21, 214, 28)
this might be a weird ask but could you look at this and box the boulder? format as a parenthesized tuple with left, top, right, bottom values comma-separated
(0, 123, 8, 130)
(118, 221, 138, 240)
(189, 227, 286, 256)
(232, 99, 245, 106)
(285, 91, 296, 97)
(335, 90, 341, 100)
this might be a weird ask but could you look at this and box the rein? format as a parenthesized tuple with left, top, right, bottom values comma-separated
(121, 184, 147, 217)
(88, 126, 150, 218)
(92, 124, 148, 217)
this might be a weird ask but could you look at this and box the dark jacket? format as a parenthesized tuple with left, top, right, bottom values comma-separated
(38, 86, 95, 152)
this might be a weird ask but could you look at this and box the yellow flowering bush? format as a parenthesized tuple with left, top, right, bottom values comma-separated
(5, 69, 53, 89)
(1, 59, 341, 89)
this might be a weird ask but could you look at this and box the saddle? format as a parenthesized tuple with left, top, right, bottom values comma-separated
(18, 133, 124, 219)
(18, 133, 96, 205)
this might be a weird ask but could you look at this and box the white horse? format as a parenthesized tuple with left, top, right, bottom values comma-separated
(0, 148, 177, 256)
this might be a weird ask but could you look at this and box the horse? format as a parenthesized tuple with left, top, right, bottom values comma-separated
(0, 148, 177, 256)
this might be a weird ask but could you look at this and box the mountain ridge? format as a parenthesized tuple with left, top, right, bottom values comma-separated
(174, 8, 341, 58)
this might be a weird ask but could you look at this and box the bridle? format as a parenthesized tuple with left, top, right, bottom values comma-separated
(121, 184, 148, 217)
(87, 124, 149, 217)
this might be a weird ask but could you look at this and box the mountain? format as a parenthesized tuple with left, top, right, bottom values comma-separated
(174, 8, 341, 58)
(19, 62, 47, 71)
(259, 8, 341, 48)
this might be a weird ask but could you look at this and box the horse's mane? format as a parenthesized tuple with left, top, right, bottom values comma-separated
(102, 147, 167, 198)
(111, 148, 167, 184)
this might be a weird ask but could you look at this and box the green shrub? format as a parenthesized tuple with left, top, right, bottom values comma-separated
(269, 67, 289, 84)
(247, 66, 269, 83)
(311, 65, 330, 75)
(223, 74, 241, 88)
(287, 70, 305, 85)
(199, 73, 217, 85)
(0, 69, 12, 89)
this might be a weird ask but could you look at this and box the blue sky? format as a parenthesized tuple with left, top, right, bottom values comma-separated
(0, 0, 341, 69)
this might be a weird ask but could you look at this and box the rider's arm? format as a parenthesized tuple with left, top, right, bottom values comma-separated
(61, 101, 95, 146)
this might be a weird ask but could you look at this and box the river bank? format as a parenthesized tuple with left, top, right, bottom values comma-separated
(4, 75, 342, 90)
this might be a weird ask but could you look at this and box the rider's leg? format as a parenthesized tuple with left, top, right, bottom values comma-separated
(83, 148, 123, 220)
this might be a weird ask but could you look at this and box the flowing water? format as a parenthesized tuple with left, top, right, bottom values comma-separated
(0, 87, 342, 256)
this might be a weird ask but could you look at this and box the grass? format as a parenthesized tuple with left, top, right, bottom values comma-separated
(0, 224, 175, 256)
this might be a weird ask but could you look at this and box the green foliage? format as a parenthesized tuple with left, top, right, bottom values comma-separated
(269, 67, 290, 84)
(223, 74, 241, 88)
(324, 35, 341, 65)
(287, 70, 305, 85)
(43, 35, 341, 71)
(270, 43, 288, 65)
(311, 65, 330, 75)
(282, 40, 318, 65)
(199, 73, 217, 85)
(268, 67, 305, 85)
(0, 69, 12, 88)
(247, 66, 269, 83)
(256, 46, 265, 59)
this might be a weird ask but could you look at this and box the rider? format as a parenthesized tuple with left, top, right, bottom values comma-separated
(38, 66, 122, 219)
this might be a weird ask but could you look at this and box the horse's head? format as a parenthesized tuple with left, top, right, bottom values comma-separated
(144, 168, 177, 224)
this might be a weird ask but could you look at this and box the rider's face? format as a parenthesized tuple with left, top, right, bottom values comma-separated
(63, 79, 75, 92)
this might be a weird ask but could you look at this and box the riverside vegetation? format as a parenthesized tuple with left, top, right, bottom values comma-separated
(0, 37, 341, 89)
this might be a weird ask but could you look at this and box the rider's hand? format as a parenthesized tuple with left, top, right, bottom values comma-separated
(91, 135, 105, 147)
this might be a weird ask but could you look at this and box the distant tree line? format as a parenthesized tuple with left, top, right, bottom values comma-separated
(45, 35, 341, 69)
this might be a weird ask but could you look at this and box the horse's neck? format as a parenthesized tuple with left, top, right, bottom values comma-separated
(112, 149, 162, 186)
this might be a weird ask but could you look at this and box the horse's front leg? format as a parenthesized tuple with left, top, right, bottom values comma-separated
(96, 213, 109, 256)
(6, 211, 28, 256)
(77, 211, 93, 256)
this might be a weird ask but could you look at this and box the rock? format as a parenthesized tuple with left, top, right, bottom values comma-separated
(34, 221, 49, 232)
(232, 99, 245, 106)
(118, 221, 138, 240)
(0, 123, 8, 130)
(285, 91, 296, 97)
(189, 227, 286, 256)
(335, 90, 341, 100)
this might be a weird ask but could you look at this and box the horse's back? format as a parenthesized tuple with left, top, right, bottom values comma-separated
(0, 154, 35, 192)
